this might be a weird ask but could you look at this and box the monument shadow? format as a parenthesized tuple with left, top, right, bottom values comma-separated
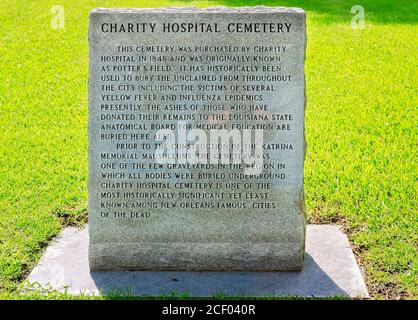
(89, 253, 347, 298)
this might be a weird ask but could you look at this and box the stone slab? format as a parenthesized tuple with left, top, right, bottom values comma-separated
(27, 225, 368, 298)
(89, 6, 307, 271)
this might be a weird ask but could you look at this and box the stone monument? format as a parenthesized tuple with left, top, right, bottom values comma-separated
(88, 7, 306, 271)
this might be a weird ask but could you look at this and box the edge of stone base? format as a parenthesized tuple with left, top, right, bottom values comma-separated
(26, 225, 369, 298)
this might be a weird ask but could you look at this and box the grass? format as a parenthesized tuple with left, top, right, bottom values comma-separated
(0, 0, 417, 299)
(6, 282, 349, 300)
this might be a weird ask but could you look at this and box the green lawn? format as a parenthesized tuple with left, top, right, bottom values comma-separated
(0, 0, 417, 299)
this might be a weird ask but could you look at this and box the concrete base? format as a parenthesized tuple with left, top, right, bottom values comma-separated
(27, 225, 368, 298)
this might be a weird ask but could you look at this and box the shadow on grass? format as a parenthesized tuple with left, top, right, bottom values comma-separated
(181, 0, 418, 24)
(102, 290, 349, 300)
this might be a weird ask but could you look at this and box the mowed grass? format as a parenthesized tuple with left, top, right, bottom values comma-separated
(0, 0, 417, 299)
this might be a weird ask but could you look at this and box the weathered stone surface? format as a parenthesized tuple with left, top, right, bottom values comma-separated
(89, 7, 306, 270)
(27, 225, 369, 298)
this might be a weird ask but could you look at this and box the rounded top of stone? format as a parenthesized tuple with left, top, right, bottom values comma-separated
(90, 6, 305, 15)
